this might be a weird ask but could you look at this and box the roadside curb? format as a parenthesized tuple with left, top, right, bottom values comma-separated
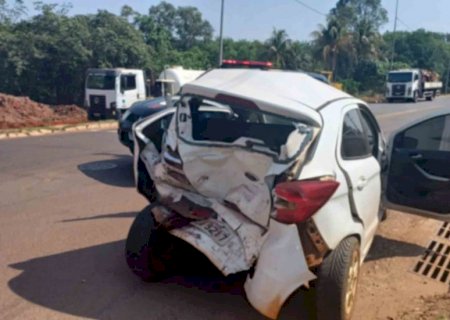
(0, 121, 118, 140)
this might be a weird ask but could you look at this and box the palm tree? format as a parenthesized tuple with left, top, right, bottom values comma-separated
(312, 18, 354, 80)
(266, 29, 291, 69)
(353, 19, 382, 62)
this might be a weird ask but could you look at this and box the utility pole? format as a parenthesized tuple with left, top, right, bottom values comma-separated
(390, 0, 399, 68)
(218, 0, 225, 66)
(445, 35, 450, 94)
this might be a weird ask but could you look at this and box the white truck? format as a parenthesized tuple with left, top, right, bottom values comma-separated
(157, 66, 204, 96)
(386, 69, 442, 103)
(85, 68, 146, 119)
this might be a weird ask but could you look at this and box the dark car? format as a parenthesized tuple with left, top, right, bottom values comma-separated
(117, 96, 178, 152)
(305, 71, 330, 84)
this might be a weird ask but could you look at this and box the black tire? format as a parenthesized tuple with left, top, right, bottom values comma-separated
(87, 111, 96, 121)
(125, 205, 175, 281)
(386, 98, 393, 103)
(316, 237, 360, 320)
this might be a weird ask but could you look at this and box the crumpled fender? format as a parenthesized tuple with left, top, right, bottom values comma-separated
(244, 220, 316, 319)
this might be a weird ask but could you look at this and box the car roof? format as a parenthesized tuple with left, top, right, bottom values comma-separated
(182, 69, 350, 124)
(129, 96, 179, 116)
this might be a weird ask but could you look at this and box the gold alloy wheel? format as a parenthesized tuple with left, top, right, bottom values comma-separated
(344, 248, 360, 319)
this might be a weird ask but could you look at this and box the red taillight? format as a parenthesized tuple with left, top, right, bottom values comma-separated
(273, 180, 340, 224)
(221, 59, 273, 69)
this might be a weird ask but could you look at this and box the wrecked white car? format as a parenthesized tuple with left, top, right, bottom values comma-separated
(126, 69, 450, 320)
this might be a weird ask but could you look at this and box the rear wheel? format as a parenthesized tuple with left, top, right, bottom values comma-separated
(316, 237, 360, 320)
(125, 205, 176, 281)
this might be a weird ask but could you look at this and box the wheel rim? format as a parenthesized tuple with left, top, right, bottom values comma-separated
(344, 249, 360, 318)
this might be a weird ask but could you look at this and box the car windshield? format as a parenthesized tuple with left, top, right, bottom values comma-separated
(388, 72, 413, 83)
(86, 74, 116, 90)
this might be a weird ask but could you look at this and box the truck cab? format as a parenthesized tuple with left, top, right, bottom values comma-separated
(85, 68, 146, 119)
(386, 69, 442, 103)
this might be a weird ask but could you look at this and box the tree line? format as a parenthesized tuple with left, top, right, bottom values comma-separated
(0, 0, 449, 105)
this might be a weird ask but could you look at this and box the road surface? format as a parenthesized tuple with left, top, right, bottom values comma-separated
(0, 97, 449, 320)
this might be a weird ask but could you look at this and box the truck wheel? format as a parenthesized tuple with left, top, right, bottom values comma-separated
(87, 111, 96, 121)
(316, 237, 360, 320)
(426, 96, 433, 101)
(412, 91, 418, 103)
(125, 205, 176, 281)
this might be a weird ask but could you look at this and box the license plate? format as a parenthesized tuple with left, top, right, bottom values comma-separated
(192, 219, 233, 246)
(94, 113, 100, 116)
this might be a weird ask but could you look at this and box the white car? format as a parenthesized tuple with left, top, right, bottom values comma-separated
(127, 69, 450, 320)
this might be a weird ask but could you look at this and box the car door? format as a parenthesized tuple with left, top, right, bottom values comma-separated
(385, 111, 450, 221)
(338, 105, 383, 247)
(120, 73, 139, 109)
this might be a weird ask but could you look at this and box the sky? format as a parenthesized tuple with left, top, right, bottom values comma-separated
(21, 0, 450, 41)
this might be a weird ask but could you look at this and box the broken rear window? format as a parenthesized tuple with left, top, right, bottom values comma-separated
(176, 95, 314, 161)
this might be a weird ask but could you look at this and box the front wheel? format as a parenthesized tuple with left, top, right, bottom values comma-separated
(316, 237, 361, 320)
(412, 91, 418, 103)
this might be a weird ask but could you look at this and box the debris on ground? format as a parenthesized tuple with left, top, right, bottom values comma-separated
(398, 294, 450, 320)
(0, 93, 87, 129)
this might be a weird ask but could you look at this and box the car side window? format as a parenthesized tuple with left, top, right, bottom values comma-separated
(359, 109, 379, 158)
(395, 115, 450, 151)
(341, 109, 371, 159)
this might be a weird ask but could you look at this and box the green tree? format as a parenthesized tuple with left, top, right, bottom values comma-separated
(265, 29, 292, 69)
(174, 6, 213, 50)
(285, 41, 315, 71)
(0, 0, 26, 24)
(145, 1, 213, 51)
(312, 17, 354, 79)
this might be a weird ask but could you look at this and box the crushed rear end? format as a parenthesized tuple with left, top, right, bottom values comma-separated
(137, 69, 349, 318)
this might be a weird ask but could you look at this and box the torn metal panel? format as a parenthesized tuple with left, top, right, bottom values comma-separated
(139, 94, 320, 277)
(244, 220, 316, 320)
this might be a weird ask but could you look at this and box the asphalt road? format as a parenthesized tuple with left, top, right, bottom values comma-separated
(0, 96, 449, 320)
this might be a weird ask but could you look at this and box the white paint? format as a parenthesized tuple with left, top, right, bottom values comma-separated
(182, 69, 350, 125)
(158, 67, 205, 96)
(244, 220, 316, 319)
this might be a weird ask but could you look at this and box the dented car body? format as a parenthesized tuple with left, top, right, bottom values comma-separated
(128, 69, 450, 320)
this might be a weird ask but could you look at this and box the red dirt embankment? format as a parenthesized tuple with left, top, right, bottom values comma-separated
(0, 93, 87, 129)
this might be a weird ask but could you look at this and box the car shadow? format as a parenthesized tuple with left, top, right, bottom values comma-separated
(61, 211, 138, 223)
(77, 154, 134, 188)
(8, 231, 317, 319)
(365, 235, 426, 262)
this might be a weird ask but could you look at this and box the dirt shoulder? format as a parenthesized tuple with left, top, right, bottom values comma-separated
(353, 210, 449, 320)
(398, 294, 450, 320)
(0, 93, 87, 129)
